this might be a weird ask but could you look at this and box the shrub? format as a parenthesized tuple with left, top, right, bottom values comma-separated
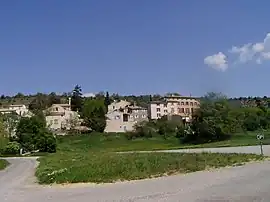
(15, 114, 57, 153)
(35, 131, 57, 153)
(133, 121, 156, 138)
(3, 141, 21, 155)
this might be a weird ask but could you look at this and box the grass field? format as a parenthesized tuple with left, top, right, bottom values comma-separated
(56, 131, 270, 153)
(36, 152, 264, 184)
(0, 159, 9, 170)
(35, 131, 268, 184)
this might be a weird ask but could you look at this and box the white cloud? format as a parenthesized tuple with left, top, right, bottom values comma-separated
(228, 33, 270, 65)
(204, 52, 228, 71)
(82, 93, 96, 97)
(229, 43, 254, 63)
(205, 32, 270, 71)
(252, 43, 264, 52)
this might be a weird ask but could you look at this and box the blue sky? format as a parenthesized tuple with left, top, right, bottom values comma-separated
(1, 1, 270, 97)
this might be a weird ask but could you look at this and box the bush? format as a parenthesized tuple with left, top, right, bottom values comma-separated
(15, 114, 57, 153)
(3, 141, 21, 155)
(133, 121, 156, 138)
(35, 131, 57, 153)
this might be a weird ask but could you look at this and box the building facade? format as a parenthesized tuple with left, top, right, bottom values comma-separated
(0, 104, 32, 117)
(149, 95, 200, 121)
(44, 99, 81, 131)
(105, 100, 148, 133)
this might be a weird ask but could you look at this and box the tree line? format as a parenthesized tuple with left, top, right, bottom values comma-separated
(131, 92, 270, 144)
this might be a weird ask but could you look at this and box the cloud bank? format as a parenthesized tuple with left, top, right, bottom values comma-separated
(204, 33, 270, 71)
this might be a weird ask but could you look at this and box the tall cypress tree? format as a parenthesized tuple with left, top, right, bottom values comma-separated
(71, 85, 83, 112)
(104, 91, 111, 113)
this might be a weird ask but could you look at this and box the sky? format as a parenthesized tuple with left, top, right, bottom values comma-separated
(1, 1, 270, 97)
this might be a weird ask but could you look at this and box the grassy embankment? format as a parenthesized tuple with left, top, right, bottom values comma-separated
(35, 131, 267, 184)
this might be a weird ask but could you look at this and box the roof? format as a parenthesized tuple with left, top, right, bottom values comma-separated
(128, 106, 147, 110)
(164, 95, 199, 99)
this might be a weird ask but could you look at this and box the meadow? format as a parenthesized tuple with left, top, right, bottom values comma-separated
(35, 132, 267, 184)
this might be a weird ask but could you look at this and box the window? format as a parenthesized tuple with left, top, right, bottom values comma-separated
(157, 103, 160, 106)
(181, 102, 184, 105)
(171, 108, 174, 113)
(142, 114, 146, 118)
(54, 119, 58, 124)
(185, 102, 189, 105)
(185, 108, 190, 113)
(50, 120, 53, 125)
(157, 108, 161, 112)
(130, 115, 133, 118)
(115, 115, 120, 120)
(194, 102, 197, 106)
(190, 102, 193, 106)
(55, 107, 59, 111)
(181, 108, 184, 113)
(157, 113, 161, 118)
(164, 104, 167, 108)
(177, 108, 181, 113)
(135, 115, 139, 118)
(164, 109, 168, 113)
(123, 114, 128, 122)
(191, 108, 194, 114)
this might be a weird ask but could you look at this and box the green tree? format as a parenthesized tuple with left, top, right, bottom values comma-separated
(104, 91, 111, 113)
(71, 85, 83, 112)
(82, 99, 106, 132)
(14, 92, 24, 98)
(29, 93, 48, 113)
(0, 116, 8, 138)
(181, 92, 231, 144)
(48, 92, 61, 106)
(15, 115, 56, 152)
(2, 112, 20, 137)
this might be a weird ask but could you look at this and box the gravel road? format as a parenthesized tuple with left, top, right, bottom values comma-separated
(1, 145, 270, 202)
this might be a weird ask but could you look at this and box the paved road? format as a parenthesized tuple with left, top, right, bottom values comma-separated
(2, 146, 270, 202)
(136, 145, 270, 155)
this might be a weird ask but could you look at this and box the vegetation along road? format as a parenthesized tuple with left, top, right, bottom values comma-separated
(1, 146, 270, 202)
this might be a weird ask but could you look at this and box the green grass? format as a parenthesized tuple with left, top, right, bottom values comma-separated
(36, 152, 265, 184)
(35, 131, 269, 184)
(0, 159, 9, 170)
(56, 131, 270, 153)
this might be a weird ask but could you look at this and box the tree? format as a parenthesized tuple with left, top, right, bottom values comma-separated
(104, 91, 111, 113)
(15, 115, 56, 152)
(180, 92, 231, 144)
(14, 92, 24, 98)
(28, 93, 48, 113)
(1, 112, 20, 137)
(0, 116, 8, 138)
(48, 92, 61, 106)
(71, 85, 83, 112)
(82, 99, 106, 132)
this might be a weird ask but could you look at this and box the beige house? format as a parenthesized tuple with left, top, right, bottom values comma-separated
(105, 100, 148, 133)
(0, 104, 32, 117)
(149, 95, 200, 122)
(44, 99, 80, 131)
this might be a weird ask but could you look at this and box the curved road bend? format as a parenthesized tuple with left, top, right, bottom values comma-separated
(1, 146, 270, 202)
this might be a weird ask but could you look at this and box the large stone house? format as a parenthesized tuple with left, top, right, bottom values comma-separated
(104, 100, 148, 133)
(44, 99, 81, 131)
(149, 95, 200, 122)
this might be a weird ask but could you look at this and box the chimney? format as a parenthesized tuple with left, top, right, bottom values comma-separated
(68, 97, 71, 106)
